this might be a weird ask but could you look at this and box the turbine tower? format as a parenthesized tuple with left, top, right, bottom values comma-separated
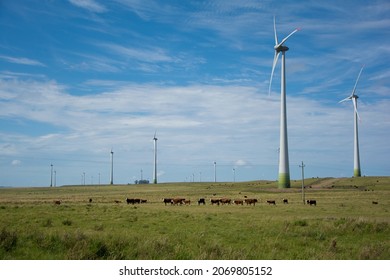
(153, 131, 158, 184)
(269, 17, 299, 188)
(110, 149, 114, 185)
(339, 66, 364, 177)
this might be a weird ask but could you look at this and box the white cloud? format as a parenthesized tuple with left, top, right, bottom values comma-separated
(0, 56, 45, 67)
(1, 77, 388, 184)
(11, 160, 21, 166)
(68, 0, 107, 13)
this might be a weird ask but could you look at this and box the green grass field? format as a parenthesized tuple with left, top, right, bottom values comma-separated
(0, 176, 389, 260)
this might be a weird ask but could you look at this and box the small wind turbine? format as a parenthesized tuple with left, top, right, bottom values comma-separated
(339, 66, 364, 177)
(269, 17, 299, 188)
(110, 149, 114, 185)
(153, 131, 158, 184)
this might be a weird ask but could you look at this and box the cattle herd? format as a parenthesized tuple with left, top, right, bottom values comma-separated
(53, 197, 320, 206)
(159, 198, 320, 206)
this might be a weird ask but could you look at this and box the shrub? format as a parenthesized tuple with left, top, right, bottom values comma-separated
(0, 228, 18, 252)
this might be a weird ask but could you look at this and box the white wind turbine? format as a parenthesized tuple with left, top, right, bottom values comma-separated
(269, 17, 299, 188)
(339, 66, 364, 177)
(153, 131, 158, 184)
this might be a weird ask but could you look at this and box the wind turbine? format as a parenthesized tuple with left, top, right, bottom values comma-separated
(153, 131, 158, 184)
(269, 17, 299, 188)
(110, 149, 114, 185)
(339, 66, 364, 177)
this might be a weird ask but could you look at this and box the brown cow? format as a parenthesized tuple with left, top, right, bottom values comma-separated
(184, 199, 191, 205)
(54, 200, 61, 205)
(245, 198, 258, 206)
(234, 199, 244, 205)
(266, 200, 276, 205)
(220, 198, 231, 205)
(210, 198, 220, 205)
(171, 198, 185, 205)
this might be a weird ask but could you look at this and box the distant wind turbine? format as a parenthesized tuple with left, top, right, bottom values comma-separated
(339, 66, 364, 177)
(153, 131, 158, 184)
(269, 17, 299, 188)
(110, 149, 114, 185)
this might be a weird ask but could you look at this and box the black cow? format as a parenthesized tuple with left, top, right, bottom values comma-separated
(283, 199, 288, 204)
(163, 198, 173, 205)
(126, 198, 134, 204)
(198, 198, 206, 205)
(307, 199, 317, 206)
(266, 200, 276, 205)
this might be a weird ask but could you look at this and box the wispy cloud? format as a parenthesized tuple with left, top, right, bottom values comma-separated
(68, 0, 107, 13)
(0, 55, 45, 67)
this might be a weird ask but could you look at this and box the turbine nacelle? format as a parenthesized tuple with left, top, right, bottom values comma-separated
(268, 17, 299, 95)
(339, 66, 364, 121)
(274, 45, 289, 52)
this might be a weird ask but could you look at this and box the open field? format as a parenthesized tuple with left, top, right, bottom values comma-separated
(0, 177, 389, 260)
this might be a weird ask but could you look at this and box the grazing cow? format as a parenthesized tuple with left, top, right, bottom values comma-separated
(141, 199, 147, 204)
(184, 199, 191, 205)
(283, 199, 288, 204)
(220, 198, 232, 205)
(372, 201, 378, 205)
(245, 198, 258, 206)
(234, 199, 244, 205)
(171, 198, 185, 205)
(126, 198, 135, 204)
(54, 200, 61, 205)
(210, 198, 220, 205)
(307, 199, 317, 206)
(89, 198, 92, 203)
(266, 200, 276, 205)
(198, 198, 206, 205)
(133, 198, 141, 204)
(114, 200, 121, 203)
(163, 198, 173, 205)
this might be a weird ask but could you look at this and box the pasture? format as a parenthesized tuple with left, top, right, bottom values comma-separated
(0, 177, 389, 260)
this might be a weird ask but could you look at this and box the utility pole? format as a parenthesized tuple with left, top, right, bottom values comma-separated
(233, 168, 236, 183)
(299, 161, 305, 204)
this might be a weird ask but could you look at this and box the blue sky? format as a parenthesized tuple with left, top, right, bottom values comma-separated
(0, 0, 389, 186)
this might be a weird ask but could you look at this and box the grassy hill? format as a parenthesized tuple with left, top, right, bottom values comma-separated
(0, 176, 389, 259)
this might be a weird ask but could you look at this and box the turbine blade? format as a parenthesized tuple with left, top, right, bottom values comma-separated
(338, 96, 352, 103)
(278, 28, 299, 47)
(351, 66, 364, 96)
(273, 16, 278, 45)
(352, 97, 361, 121)
(268, 51, 280, 95)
